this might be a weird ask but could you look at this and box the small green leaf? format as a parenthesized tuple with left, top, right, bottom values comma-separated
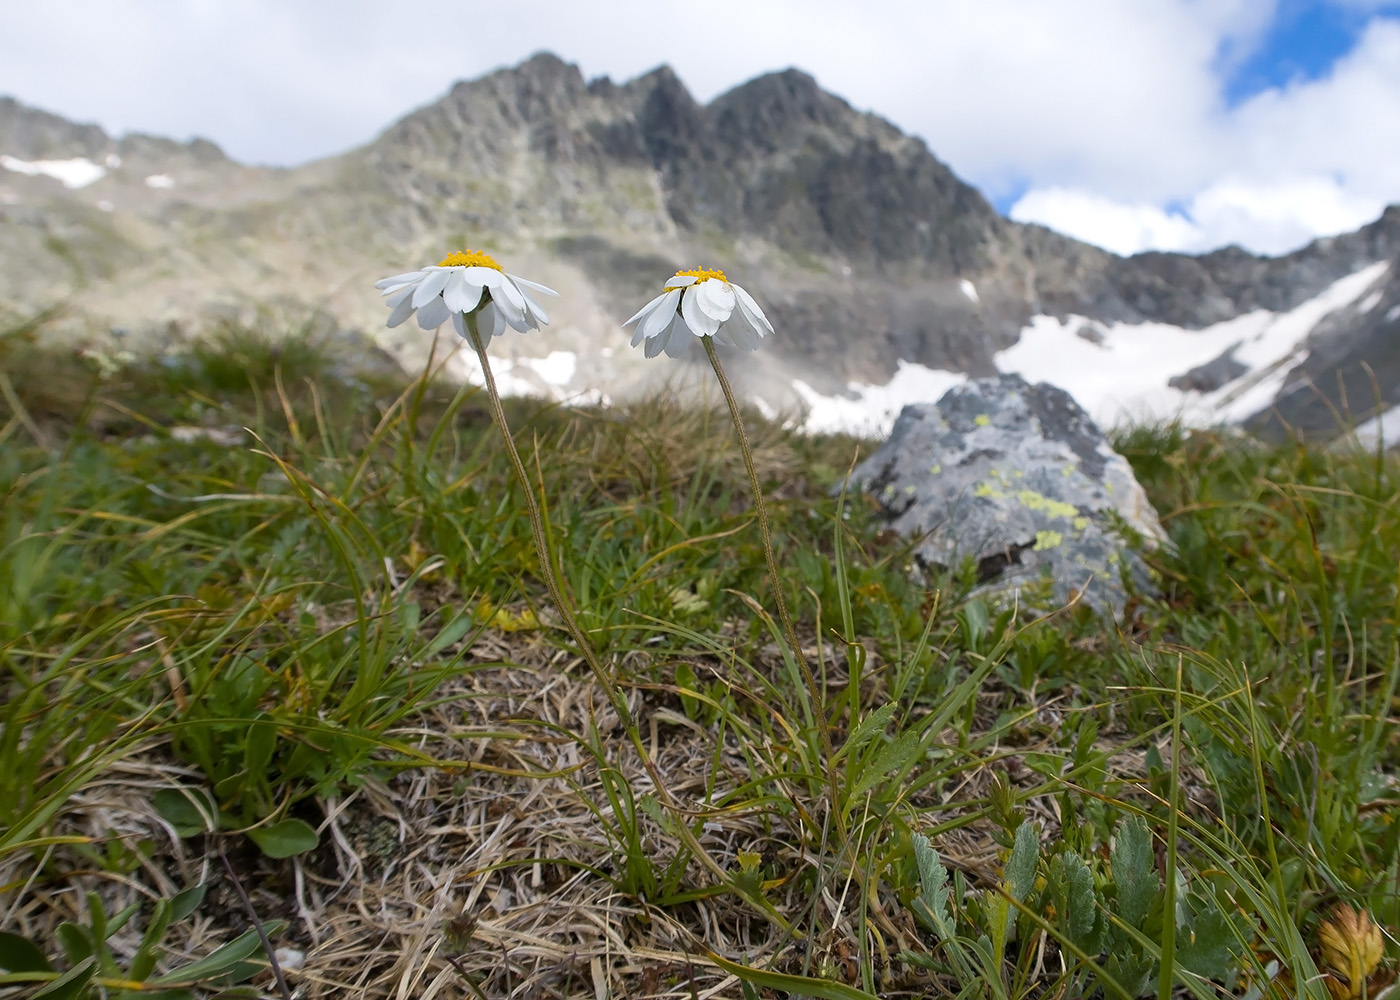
(0, 931, 52, 973)
(423, 614, 473, 658)
(675, 662, 700, 718)
(106, 901, 141, 938)
(129, 898, 172, 981)
(848, 730, 922, 801)
(32, 956, 95, 1000)
(243, 716, 276, 777)
(704, 948, 880, 1000)
(247, 818, 318, 858)
(170, 884, 207, 923)
(834, 702, 897, 763)
(152, 787, 219, 837)
(149, 922, 284, 986)
(55, 924, 91, 965)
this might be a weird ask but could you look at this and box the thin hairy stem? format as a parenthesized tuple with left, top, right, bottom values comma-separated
(702, 336, 843, 833)
(464, 315, 630, 722)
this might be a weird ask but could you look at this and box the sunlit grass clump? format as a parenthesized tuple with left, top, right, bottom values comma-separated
(1, 306, 1399, 1000)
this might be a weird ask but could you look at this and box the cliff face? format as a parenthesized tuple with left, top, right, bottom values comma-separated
(1, 53, 1396, 437)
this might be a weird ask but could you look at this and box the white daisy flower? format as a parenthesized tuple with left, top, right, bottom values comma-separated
(375, 249, 557, 340)
(623, 267, 774, 359)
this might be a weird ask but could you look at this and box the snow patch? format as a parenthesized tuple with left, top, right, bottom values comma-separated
(1386, 304, 1400, 324)
(1, 154, 106, 188)
(794, 360, 967, 438)
(97, 200, 114, 212)
(1347, 404, 1400, 451)
(449, 350, 595, 403)
(1358, 290, 1384, 313)
(144, 173, 175, 189)
(515, 351, 576, 388)
(104, 153, 121, 168)
(996, 261, 1391, 428)
(959, 279, 980, 304)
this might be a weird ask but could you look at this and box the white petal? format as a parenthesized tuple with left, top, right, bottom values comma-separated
(416, 296, 450, 330)
(466, 266, 504, 288)
(451, 311, 467, 339)
(376, 270, 425, 291)
(442, 271, 482, 314)
(644, 326, 668, 358)
(664, 274, 698, 289)
(641, 288, 682, 339)
(508, 273, 560, 297)
(624, 291, 669, 328)
(732, 283, 774, 336)
(411, 269, 451, 308)
(695, 280, 736, 321)
(663, 329, 689, 358)
(723, 319, 761, 351)
(386, 293, 415, 328)
(681, 287, 719, 337)
(519, 289, 549, 326)
(491, 281, 529, 331)
(477, 301, 507, 338)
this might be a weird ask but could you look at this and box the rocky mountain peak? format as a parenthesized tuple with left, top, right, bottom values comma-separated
(2, 52, 1397, 443)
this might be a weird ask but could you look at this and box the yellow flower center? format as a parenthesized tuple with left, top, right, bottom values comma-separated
(437, 249, 503, 270)
(669, 266, 727, 287)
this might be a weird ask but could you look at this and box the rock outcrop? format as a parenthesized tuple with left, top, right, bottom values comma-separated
(850, 375, 1166, 616)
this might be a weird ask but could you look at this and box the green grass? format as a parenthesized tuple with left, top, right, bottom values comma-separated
(1, 319, 1398, 1000)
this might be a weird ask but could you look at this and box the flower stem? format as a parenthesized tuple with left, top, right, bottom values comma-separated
(464, 315, 633, 726)
(702, 336, 843, 833)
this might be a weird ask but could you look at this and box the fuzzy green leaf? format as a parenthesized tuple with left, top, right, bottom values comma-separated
(1051, 851, 1099, 947)
(834, 702, 897, 763)
(1111, 817, 1156, 927)
(1005, 821, 1039, 903)
(1176, 909, 1238, 982)
(848, 729, 922, 801)
(911, 834, 953, 936)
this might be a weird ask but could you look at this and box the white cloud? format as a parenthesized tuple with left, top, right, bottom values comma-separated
(1010, 189, 1201, 256)
(1012, 175, 1388, 256)
(0, 1, 1396, 254)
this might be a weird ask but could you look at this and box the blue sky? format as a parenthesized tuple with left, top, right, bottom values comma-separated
(1, 0, 1397, 257)
(1223, 0, 1400, 104)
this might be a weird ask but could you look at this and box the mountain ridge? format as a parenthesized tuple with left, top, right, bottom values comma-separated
(1, 51, 1396, 438)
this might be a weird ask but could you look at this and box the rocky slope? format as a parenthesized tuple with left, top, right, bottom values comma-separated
(1, 53, 1396, 439)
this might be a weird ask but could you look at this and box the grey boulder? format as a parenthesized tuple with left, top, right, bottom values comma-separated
(850, 374, 1167, 617)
